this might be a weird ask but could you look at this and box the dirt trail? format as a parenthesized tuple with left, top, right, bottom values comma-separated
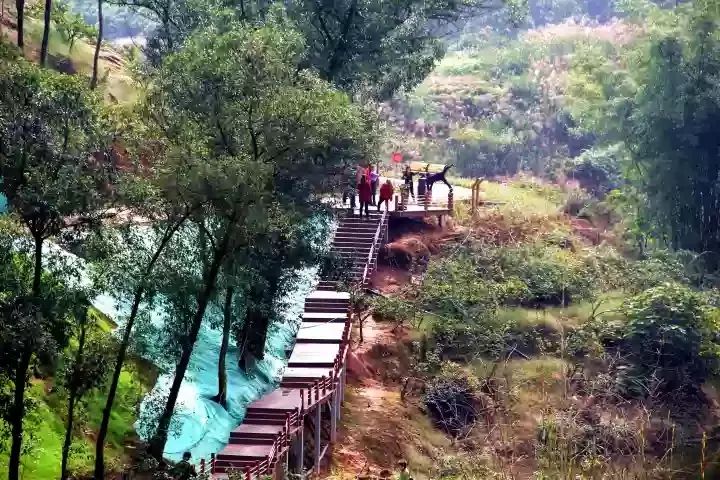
(330, 316, 451, 480)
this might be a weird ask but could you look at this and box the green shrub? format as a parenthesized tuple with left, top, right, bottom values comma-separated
(430, 318, 509, 361)
(423, 362, 487, 436)
(566, 144, 625, 196)
(619, 283, 720, 396)
(371, 295, 416, 326)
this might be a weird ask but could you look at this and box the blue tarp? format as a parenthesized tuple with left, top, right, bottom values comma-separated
(134, 268, 316, 462)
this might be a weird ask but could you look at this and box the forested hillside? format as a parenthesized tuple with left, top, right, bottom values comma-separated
(339, 1, 720, 478)
(3, 0, 720, 478)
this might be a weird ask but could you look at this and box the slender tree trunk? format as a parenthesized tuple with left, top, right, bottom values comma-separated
(15, 0, 24, 50)
(60, 393, 77, 480)
(39, 0, 51, 66)
(9, 236, 45, 480)
(90, 0, 102, 89)
(33, 235, 42, 296)
(212, 287, 233, 409)
(61, 315, 87, 480)
(148, 224, 234, 459)
(8, 349, 31, 480)
(94, 219, 185, 480)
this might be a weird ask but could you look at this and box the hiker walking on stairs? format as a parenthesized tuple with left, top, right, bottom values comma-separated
(358, 175, 372, 218)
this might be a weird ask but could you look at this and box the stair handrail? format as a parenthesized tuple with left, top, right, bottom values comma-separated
(360, 210, 388, 287)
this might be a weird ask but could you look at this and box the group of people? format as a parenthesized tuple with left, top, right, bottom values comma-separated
(345, 164, 396, 218)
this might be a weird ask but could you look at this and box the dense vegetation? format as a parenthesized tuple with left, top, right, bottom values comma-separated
(0, 0, 494, 478)
(3, 0, 720, 477)
(362, 1, 720, 477)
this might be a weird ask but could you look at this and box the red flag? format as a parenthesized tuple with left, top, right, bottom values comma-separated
(391, 152, 402, 163)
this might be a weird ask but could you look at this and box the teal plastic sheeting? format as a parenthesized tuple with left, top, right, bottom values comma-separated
(134, 268, 317, 463)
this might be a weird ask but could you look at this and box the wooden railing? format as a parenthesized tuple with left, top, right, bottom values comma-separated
(360, 210, 387, 287)
(204, 316, 352, 479)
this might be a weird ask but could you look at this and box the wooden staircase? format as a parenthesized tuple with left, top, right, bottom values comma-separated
(208, 209, 387, 479)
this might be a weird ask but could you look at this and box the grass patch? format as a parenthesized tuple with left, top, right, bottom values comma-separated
(0, 343, 154, 478)
(16, 17, 137, 103)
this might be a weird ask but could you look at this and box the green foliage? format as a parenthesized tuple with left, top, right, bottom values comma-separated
(423, 362, 485, 435)
(371, 295, 416, 327)
(620, 283, 720, 396)
(54, 2, 98, 52)
(565, 42, 635, 140)
(623, 14, 720, 253)
(565, 143, 625, 196)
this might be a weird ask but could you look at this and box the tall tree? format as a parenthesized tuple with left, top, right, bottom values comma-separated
(40, 0, 52, 66)
(116, 0, 487, 98)
(91, 0, 103, 88)
(91, 137, 198, 478)
(143, 19, 373, 458)
(625, 12, 720, 253)
(0, 59, 110, 480)
(15, 0, 24, 50)
(59, 307, 111, 480)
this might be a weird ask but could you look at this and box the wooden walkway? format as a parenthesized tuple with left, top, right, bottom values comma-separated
(206, 210, 388, 479)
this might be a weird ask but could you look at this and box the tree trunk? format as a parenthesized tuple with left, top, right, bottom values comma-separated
(15, 0, 24, 50)
(9, 236, 45, 479)
(8, 349, 31, 480)
(60, 392, 77, 480)
(90, 0, 102, 89)
(148, 224, 235, 459)
(94, 219, 185, 480)
(39, 0, 51, 66)
(61, 315, 87, 480)
(211, 287, 233, 409)
(33, 235, 42, 296)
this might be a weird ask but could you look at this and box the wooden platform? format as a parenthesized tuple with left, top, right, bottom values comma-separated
(288, 343, 341, 368)
(296, 322, 346, 343)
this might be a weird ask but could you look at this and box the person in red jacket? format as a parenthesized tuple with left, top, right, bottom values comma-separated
(357, 175, 372, 218)
(378, 179, 394, 211)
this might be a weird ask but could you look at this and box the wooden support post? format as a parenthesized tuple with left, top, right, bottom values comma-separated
(330, 391, 338, 442)
(438, 215, 442, 228)
(340, 363, 346, 406)
(296, 422, 304, 474)
(315, 405, 322, 473)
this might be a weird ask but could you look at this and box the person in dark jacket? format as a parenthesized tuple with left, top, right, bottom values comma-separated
(402, 165, 415, 200)
(169, 452, 197, 480)
(358, 175, 372, 218)
(370, 166, 380, 205)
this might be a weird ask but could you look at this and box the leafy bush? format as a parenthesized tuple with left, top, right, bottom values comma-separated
(562, 189, 592, 216)
(430, 318, 509, 361)
(488, 244, 598, 306)
(423, 363, 492, 436)
(566, 144, 625, 196)
(619, 283, 720, 396)
(371, 295, 416, 326)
